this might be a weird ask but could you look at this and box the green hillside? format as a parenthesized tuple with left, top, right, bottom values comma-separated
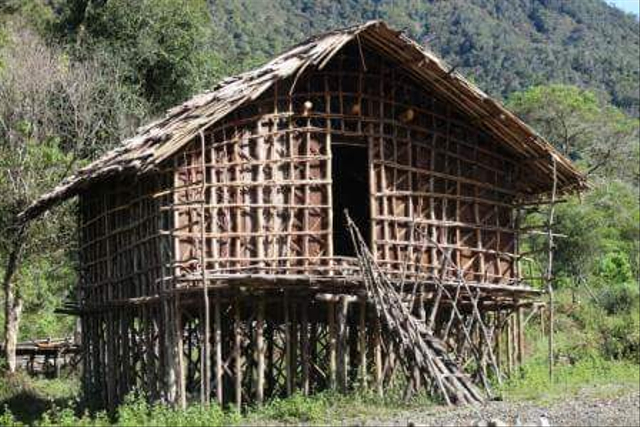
(208, 0, 640, 113)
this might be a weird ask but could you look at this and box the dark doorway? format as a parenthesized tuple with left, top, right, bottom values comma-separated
(332, 138, 370, 256)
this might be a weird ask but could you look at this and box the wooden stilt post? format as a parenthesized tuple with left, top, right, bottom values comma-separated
(301, 301, 310, 396)
(506, 315, 513, 376)
(328, 300, 337, 390)
(517, 305, 524, 369)
(358, 300, 367, 388)
(214, 297, 223, 405)
(285, 294, 293, 396)
(265, 323, 275, 397)
(496, 311, 502, 373)
(176, 299, 186, 409)
(256, 300, 265, 404)
(291, 301, 298, 395)
(234, 298, 242, 410)
(337, 295, 349, 393)
(373, 316, 383, 397)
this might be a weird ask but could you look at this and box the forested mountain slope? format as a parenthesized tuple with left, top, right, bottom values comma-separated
(208, 0, 640, 113)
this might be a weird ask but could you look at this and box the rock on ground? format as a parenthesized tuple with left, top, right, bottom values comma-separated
(359, 386, 640, 427)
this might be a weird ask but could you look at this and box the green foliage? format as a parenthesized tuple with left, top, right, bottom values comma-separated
(507, 85, 639, 182)
(249, 392, 329, 423)
(499, 286, 640, 403)
(4, 1, 639, 114)
(507, 85, 639, 306)
(560, 287, 639, 363)
(550, 181, 640, 286)
(0, 383, 432, 426)
(0, 23, 147, 341)
(0, 373, 78, 426)
(599, 280, 639, 315)
(499, 351, 639, 402)
(54, 0, 223, 112)
(0, 0, 56, 37)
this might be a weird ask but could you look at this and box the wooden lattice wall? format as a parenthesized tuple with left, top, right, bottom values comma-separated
(166, 41, 521, 286)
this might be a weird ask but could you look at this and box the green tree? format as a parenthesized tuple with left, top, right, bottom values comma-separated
(508, 85, 639, 299)
(508, 85, 639, 184)
(55, 0, 223, 112)
(0, 24, 145, 370)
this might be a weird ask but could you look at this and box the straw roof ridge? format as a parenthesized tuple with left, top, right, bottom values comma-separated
(17, 20, 586, 223)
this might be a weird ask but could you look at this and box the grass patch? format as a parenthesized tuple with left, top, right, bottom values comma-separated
(498, 356, 639, 403)
(0, 373, 79, 426)
(497, 329, 640, 404)
(0, 376, 437, 426)
(244, 388, 436, 425)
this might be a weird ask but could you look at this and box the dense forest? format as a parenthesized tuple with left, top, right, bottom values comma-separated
(207, 0, 640, 114)
(0, 0, 638, 423)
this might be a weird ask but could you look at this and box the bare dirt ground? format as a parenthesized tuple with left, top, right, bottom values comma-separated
(355, 385, 640, 427)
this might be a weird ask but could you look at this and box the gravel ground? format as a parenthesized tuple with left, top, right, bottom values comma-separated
(355, 386, 640, 427)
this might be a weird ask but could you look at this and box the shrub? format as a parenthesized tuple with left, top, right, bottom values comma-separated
(599, 281, 640, 315)
(602, 312, 640, 363)
(252, 392, 328, 424)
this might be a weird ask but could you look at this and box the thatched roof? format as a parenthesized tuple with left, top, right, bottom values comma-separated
(18, 20, 586, 223)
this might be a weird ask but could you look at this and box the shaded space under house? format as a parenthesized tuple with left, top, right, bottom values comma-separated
(16, 21, 586, 409)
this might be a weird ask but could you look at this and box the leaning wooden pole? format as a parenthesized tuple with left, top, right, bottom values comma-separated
(346, 213, 484, 406)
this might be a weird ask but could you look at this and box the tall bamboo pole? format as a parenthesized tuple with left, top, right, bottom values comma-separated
(546, 157, 557, 381)
(199, 131, 211, 404)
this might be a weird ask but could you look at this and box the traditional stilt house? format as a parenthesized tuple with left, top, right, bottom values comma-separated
(19, 21, 586, 409)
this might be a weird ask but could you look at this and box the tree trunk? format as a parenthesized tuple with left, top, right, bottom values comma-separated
(2, 224, 25, 373)
(4, 287, 23, 373)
